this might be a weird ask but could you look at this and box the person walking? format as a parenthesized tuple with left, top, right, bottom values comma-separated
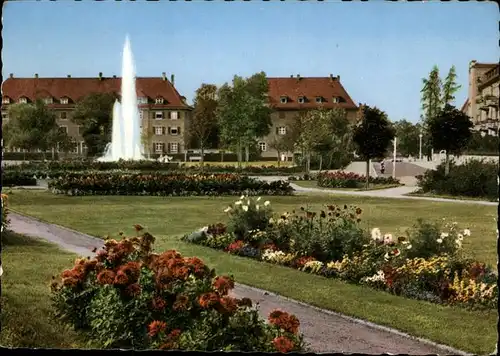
(380, 160, 385, 175)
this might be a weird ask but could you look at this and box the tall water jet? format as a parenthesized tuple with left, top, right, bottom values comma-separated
(97, 35, 144, 161)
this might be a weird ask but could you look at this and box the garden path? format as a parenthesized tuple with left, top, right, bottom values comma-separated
(7, 211, 469, 355)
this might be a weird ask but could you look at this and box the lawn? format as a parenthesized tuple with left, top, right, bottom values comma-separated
(0, 232, 87, 348)
(5, 190, 499, 354)
(406, 191, 499, 203)
(292, 180, 401, 191)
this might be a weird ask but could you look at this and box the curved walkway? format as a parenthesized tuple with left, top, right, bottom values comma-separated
(7, 211, 469, 355)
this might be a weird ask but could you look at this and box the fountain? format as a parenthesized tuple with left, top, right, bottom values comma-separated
(97, 35, 145, 162)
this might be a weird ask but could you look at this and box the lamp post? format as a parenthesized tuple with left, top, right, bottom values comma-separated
(392, 137, 397, 179)
(418, 133, 423, 161)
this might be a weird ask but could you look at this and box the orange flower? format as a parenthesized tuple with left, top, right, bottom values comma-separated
(273, 336, 295, 353)
(84, 260, 98, 273)
(152, 296, 167, 311)
(119, 261, 142, 281)
(219, 296, 238, 314)
(198, 292, 219, 309)
(61, 269, 75, 279)
(62, 277, 79, 288)
(148, 320, 167, 338)
(268, 310, 300, 334)
(125, 283, 142, 297)
(212, 276, 235, 296)
(172, 266, 190, 280)
(97, 270, 116, 285)
(159, 342, 174, 350)
(168, 329, 182, 339)
(104, 239, 119, 248)
(95, 250, 108, 262)
(173, 294, 190, 311)
(114, 270, 129, 285)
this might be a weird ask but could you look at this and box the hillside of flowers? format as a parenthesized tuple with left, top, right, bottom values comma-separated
(51, 228, 306, 351)
(317, 171, 401, 188)
(182, 196, 497, 309)
(47, 173, 294, 196)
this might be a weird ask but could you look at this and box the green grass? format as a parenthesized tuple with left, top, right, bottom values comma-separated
(0, 231, 86, 348)
(6, 190, 499, 354)
(293, 180, 401, 191)
(406, 191, 498, 203)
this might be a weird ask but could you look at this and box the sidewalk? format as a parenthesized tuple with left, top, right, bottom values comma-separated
(6, 211, 467, 355)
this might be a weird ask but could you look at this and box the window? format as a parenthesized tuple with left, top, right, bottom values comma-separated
(60, 111, 67, 120)
(278, 127, 287, 135)
(70, 142, 78, 154)
(19, 97, 27, 104)
(81, 141, 87, 152)
(170, 111, 178, 120)
(280, 96, 288, 104)
(44, 98, 53, 104)
(170, 143, 179, 153)
(59, 126, 68, 134)
(298, 96, 305, 104)
(60, 97, 69, 104)
(169, 127, 179, 135)
(315, 97, 323, 103)
(332, 97, 340, 103)
(154, 126, 164, 135)
(155, 112, 163, 120)
(138, 97, 147, 104)
(155, 98, 164, 104)
(78, 126, 84, 135)
(258, 142, 267, 152)
(154, 142, 164, 153)
(2, 97, 10, 104)
(278, 112, 285, 119)
(139, 110, 143, 120)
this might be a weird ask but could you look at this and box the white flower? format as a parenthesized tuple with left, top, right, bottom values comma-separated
(247, 200, 250, 206)
(255, 205, 259, 211)
(436, 238, 443, 244)
(463, 229, 471, 236)
(0, 265, 3, 277)
(406, 244, 412, 250)
(371, 228, 382, 241)
(264, 201, 270, 206)
(240, 195, 245, 200)
(457, 233, 463, 241)
(256, 197, 261, 201)
(234, 201, 242, 205)
(269, 217, 275, 224)
(383, 233, 393, 244)
(440, 232, 449, 238)
(384, 252, 390, 261)
(455, 239, 462, 248)
(224, 207, 232, 213)
(242, 205, 249, 212)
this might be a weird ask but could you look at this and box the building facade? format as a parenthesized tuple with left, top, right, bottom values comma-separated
(261, 74, 358, 158)
(1, 72, 192, 156)
(461, 61, 499, 136)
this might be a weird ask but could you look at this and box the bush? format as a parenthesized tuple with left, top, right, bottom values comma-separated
(51, 230, 306, 351)
(317, 171, 400, 189)
(2, 171, 38, 187)
(416, 159, 498, 200)
(1, 194, 10, 233)
(47, 173, 294, 197)
(2, 152, 60, 161)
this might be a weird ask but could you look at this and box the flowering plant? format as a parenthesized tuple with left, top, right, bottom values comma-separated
(317, 171, 400, 188)
(51, 228, 305, 351)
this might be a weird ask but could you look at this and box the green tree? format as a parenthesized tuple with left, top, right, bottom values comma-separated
(353, 105, 395, 189)
(71, 92, 117, 157)
(188, 84, 219, 168)
(392, 119, 423, 158)
(442, 65, 461, 105)
(217, 73, 272, 168)
(420, 65, 443, 158)
(428, 104, 473, 175)
(3, 100, 72, 159)
(267, 133, 290, 167)
(140, 124, 154, 160)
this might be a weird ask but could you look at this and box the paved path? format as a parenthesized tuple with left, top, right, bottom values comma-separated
(7, 211, 468, 355)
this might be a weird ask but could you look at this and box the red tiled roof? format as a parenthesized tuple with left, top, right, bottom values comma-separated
(266, 76, 357, 110)
(1, 77, 190, 109)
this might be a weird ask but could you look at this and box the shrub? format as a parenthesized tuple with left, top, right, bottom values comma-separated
(47, 173, 294, 196)
(1, 194, 10, 233)
(51, 230, 306, 351)
(2, 171, 37, 187)
(317, 171, 400, 189)
(416, 159, 498, 200)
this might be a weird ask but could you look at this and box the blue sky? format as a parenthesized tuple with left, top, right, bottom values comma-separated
(2, 1, 498, 123)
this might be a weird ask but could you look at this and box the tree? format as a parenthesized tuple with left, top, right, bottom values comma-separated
(420, 65, 443, 158)
(267, 133, 290, 167)
(140, 124, 154, 160)
(217, 73, 272, 168)
(353, 105, 395, 189)
(442, 65, 461, 105)
(188, 84, 219, 168)
(392, 119, 422, 158)
(428, 104, 473, 175)
(71, 92, 117, 157)
(3, 100, 72, 159)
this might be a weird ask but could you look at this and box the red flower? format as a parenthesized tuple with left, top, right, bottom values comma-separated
(114, 270, 129, 285)
(273, 336, 295, 353)
(148, 320, 167, 338)
(151, 296, 167, 311)
(225, 240, 244, 252)
(212, 276, 235, 295)
(119, 261, 142, 281)
(173, 294, 190, 311)
(294, 256, 315, 268)
(219, 296, 238, 314)
(268, 309, 300, 334)
(198, 292, 219, 309)
(97, 270, 116, 285)
(168, 329, 182, 339)
(62, 277, 79, 288)
(237, 297, 253, 308)
(125, 283, 142, 297)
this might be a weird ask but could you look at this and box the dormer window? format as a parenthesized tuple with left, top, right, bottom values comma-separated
(44, 97, 53, 104)
(138, 97, 148, 104)
(60, 97, 69, 104)
(155, 97, 164, 104)
(332, 97, 340, 104)
(280, 96, 288, 104)
(298, 96, 305, 104)
(19, 97, 27, 104)
(2, 97, 10, 104)
(315, 97, 323, 103)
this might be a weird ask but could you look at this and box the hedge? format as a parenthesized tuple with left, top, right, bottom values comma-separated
(2, 171, 38, 187)
(47, 173, 295, 196)
(317, 171, 401, 188)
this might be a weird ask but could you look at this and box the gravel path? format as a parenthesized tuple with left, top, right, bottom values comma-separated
(8, 211, 469, 355)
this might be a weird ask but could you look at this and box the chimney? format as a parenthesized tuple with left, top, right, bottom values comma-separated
(162, 72, 166, 81)
(329, 74, 333, 81)
(113, 75, 117, 78)
(99, 72, 103, 80)
(35, 73, 39, 78)
(170, 74, 175, 85)
(9, 73, 13, 79)
(67, 74, 71, 78)
(296, 74, 300, 81)
(290, 74, 293, 78)
(337, 75, 340, 81)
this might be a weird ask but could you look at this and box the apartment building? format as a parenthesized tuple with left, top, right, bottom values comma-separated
(1, 72, 192, 156)
(461, 60, 499, 136)
(261, 74, 358, 158)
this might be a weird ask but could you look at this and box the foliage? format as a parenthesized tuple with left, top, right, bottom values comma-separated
(71, 93, 117, 157)
(317, 171, 400, 188)
(2, 171, 38, 187)
(465, 132, 499, 155)
(441, 65, 461, 105)
(140, 125, 155, 160)
(47, 172, 294, 196)
(1, 194, 10, 233)
(392, 120, 423, 158)
(3, 101, 73, 157)
(51, 230, 306, 351)
(416, 159, 498, 200)
(428, 104, 473, 175)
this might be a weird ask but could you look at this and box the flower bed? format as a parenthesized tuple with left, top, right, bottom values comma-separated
(51, 229, 306, 351)
(2, 171, 38, 187)
(47, 172, 294, 196)
(182, 196, 497, 310)
(317, 171, 400, 188)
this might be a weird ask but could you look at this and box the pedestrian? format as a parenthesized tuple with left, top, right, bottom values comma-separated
(380, 160, 385, 175)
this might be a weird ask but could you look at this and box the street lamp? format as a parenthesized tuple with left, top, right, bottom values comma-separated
(392, 137, 397, 179)
(418, 132, 423, 161)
